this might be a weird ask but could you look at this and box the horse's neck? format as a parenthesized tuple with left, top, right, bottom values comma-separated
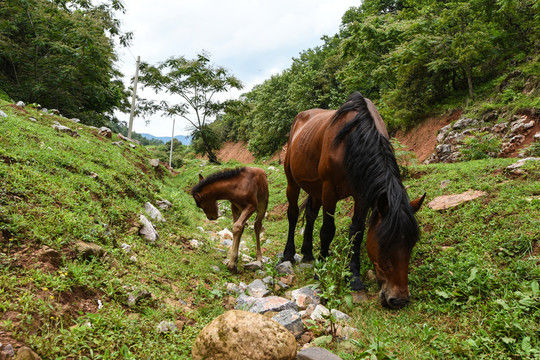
(202, 181, 233, 201)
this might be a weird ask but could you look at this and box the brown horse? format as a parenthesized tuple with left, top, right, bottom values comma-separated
(191, 167, 269, 272)
(282, 92, 425, 309)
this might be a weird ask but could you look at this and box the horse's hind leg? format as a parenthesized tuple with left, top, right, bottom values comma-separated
(301, 195, 321, 262)
(283, 181, 300, 263)
(228, 205, 255, 272)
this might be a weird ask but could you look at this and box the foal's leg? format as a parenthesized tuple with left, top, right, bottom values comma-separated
(283, 181, 301, 262)
(253, 199, 267, 263)
(228, 205, 256, 272)
(301, 195, 321, 262)
(348, 204, 367, 291)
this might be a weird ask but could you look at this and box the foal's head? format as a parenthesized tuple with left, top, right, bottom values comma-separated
(366, 193, 425, 309)
(192, 174, 219, 220)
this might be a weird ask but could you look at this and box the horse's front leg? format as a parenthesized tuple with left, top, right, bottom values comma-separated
(348, 205, 367, 291)
(320, 185, 337, 259)
(301, 195, 321, 262)
(283, 181, 300, 262)
(227, 205, 255, 272)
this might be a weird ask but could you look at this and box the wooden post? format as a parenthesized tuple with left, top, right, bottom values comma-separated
(169, 118, 175, 168)
(128, 56, 140, 139)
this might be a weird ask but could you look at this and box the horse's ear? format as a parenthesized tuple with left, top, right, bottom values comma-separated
(377, 192, 389, 217)
(198, 174, 204, 181)
(410, 193, 426, 213)
(193, 193, 201, 202)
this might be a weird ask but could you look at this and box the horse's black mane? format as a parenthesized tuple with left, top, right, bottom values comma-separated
(191, 167, 246, 195)
(332, 92, 419, 252)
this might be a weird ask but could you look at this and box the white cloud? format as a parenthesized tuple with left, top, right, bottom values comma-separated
(117, 0, 360, 136)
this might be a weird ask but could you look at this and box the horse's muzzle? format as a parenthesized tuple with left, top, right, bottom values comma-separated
(380, 291, 410, 309)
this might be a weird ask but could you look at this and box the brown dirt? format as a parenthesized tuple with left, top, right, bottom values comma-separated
(394, 110, 461, 162)
(217, 142, 255, 164)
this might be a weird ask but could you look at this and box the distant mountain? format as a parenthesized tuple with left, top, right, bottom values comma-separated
(139, 133, 192, 145)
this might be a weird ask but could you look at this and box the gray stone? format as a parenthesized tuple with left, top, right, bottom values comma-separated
(53, 124, 80, 137)
(247, 279, 270, 298)
(16, 101, 25, 107)
(156, 321, 177, 333)
(74, 241, 104, 260)
(291, 286, 321, 309)
(148, 158, 160, 167)
(121, 243, 131, 253)
(156, 199, 172, 210)
(235, 295, 297, 314)
(139, 214, 159, 242)
(14, 346, 41, 360)
(0, 110, 7, 118)
(296, 347, 343, 360)
(98, 127, 112, 138)
(244, 260, 263, 271)
(272, 309, 304, 338)
(453, 117, 478, 129)
(126, 288, 151, 307)
(144, 202, 165, 222)
(276, 261, 294, 275)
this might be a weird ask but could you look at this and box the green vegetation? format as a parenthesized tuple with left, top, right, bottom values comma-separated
(0, 0, 131, 129)
(1, 99, 539, 359)
(215, 0, 540, 157)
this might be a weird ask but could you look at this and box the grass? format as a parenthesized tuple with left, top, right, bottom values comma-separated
(0, 99, 539, 359)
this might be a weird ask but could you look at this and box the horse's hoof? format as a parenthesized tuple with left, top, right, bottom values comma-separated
(302, 254, 315, 263)
(349, 276, 366, 291)
(227, 265, 238, 274)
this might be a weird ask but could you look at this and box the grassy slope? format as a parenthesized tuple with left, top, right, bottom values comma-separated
(0, 99, 539, 359)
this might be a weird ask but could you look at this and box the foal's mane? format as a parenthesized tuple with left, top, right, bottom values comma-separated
(191, 167, 246, 195)
(331, 92, 419, 251)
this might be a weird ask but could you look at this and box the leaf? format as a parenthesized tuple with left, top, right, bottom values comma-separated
(494, 299, 509, 310)
(521, 337, 532, 353)
(467, 267, 478, 283)
(531, 280, 539, 297)
(435, 290, 451, 299)
(312, 335, 333, 346)
(502, 337, 516, 344)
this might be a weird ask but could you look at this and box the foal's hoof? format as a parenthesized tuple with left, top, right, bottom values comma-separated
(349, 276, 366, 291)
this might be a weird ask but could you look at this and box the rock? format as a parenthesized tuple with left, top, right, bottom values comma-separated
(310, 304, 330, 321)
(156, 321, 177, 334)
(226, 282, 247, 294)
(1, 344, 15, 359)
(156, 199, 172, 210)
(244, 260, 263, 271)
(98, 127, 112, 138)
(36, 246, 61, 267)
(0, 110, 7, 118)
(16, 101, 25, 107)
(218, 228, 233, 240)
(126, 288, 151, 307)
(275, 261, 294, 275)
(192, 310, 296, 360)
(453, 117, 478, 129)
(53, 124, 80, 137)
(272, 309, 304, 338)
(121, 243, 131, 253)
(29, 117, 37, 122)
(70, 118, 81, 123)
(235, 295, 297, 314)
(291, 286, 321, 309)
(427, 190, 487, 210)
(148, 159, 160, 167)
(74, 241, 104, 260)
(14, 347, 41, 360)
(144, 202, 165, 222)
(118, 133, 140, 145)
(247, 279, 270, 298)
(189, 239, 202, 249)
(139, 214, 159, 242)
(296, 347, 343, 360)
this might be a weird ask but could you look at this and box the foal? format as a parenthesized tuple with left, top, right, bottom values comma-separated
(191, 167, 269, 272)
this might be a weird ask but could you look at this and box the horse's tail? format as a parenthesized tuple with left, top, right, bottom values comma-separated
(332, 92, 419, 250)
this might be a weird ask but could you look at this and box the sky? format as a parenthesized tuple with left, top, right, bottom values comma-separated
(115, 0, 361, 137)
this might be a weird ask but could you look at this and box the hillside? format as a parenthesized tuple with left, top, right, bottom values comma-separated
(1, 99, 540, 359)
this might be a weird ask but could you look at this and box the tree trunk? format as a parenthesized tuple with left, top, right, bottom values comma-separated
(465, 64, 474, 99)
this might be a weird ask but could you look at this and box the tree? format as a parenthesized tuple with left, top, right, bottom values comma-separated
(0, 0, 131, 126)
(137, 52, 243, 163)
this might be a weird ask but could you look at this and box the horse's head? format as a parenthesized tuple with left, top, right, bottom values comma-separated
(192, 174, 219, 220)
(366, 193, 425, 309)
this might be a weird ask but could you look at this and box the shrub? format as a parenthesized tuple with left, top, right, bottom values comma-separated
(460, 131, 501, 160)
